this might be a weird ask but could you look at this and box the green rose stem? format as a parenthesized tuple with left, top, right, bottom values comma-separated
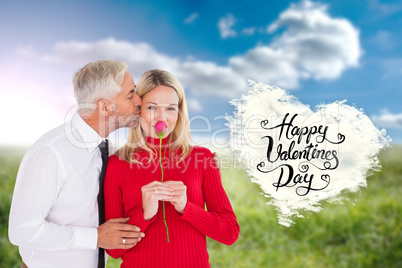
(155, 121, 170, 243)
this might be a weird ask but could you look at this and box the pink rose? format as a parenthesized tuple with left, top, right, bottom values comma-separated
(155, 121, 167, 138)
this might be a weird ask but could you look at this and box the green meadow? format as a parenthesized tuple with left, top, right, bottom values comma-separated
(1, 146, 401, 268)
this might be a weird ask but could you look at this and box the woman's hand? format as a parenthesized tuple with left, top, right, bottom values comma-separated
(164, 181, 187, 214)
(141, 181, 174, 220)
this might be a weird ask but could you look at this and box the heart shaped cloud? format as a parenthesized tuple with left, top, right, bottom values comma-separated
(227, 81, 390, 226)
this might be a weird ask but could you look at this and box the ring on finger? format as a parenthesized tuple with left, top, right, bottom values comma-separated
(123, 238, 126, 245)
(155, 189, 159, 195)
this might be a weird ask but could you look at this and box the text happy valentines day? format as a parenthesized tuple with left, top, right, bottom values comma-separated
(256, 113, 346, 196)
(228, 81, 388, 226)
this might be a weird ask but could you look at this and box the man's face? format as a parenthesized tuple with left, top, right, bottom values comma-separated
(109, 71, 142, 129)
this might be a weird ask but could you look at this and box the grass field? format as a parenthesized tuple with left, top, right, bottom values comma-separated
(1, 145, 401, 268)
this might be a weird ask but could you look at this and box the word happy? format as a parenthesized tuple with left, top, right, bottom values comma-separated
(257, 113, 345, 196)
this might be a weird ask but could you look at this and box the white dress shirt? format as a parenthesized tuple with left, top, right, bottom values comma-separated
(9, 114, 113, 268)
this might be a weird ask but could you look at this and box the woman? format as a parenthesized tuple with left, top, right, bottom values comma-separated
(104, 69, 239, 267)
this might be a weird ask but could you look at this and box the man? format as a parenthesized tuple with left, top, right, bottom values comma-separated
(9, 60, 144, 267)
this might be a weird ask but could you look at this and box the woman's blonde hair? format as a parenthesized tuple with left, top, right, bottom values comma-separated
(119, 69, 192, 164)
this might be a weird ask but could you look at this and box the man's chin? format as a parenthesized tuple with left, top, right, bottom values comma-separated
(125, 115, 140, 128)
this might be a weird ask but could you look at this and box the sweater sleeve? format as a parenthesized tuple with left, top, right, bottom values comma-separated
(104, 156, 156, 259)
(180, 149, 240, 245)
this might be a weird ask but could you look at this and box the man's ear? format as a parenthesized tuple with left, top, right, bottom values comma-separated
(97, 99, 110, 117)
(107, 103, 116, 113)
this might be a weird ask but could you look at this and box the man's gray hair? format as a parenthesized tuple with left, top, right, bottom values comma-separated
(73, 60, 128, 115)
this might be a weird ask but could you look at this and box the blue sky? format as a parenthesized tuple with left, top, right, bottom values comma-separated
(0, 0, 401, 146)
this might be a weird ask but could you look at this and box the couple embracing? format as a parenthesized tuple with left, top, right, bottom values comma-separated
(9, 60, 240, 268)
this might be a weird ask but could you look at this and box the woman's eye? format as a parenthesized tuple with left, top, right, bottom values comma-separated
(148, 106, 156, 110)
(167, 107, 176, 111)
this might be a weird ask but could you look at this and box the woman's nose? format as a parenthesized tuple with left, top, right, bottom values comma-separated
(157, 109, 167, 121)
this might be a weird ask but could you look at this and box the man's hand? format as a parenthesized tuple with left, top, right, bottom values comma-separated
(97, 218, 144, 249)
(212, 152, 220, 171)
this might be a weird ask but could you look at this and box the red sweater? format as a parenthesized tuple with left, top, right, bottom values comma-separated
(104, 136, 239, 268)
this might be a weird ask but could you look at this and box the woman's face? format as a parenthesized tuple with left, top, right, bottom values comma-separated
(140, 85, 179, 139)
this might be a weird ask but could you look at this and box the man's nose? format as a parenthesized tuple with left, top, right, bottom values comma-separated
(133, 93, 142, 106)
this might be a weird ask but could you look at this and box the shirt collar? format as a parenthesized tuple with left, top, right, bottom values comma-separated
(72, 113, 106, 152)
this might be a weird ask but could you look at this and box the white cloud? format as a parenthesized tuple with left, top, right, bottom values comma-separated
(186, 98, 203, 112)
(9, 0, 361, 101)
(39, 38, 181, 75)
(371, 110, 402, 128)
(230, 46, 301, 89)
(218, 15, 256, 37)
(370, 30, 396, 50)
(381, 58, 402, 79)
(230, 0, 362, 88)
(177, 60, 246, 97)
(367, 0, 402, 17)
(241, 27, 256, 35)
(184, 13, 199, 24)
(17, 37, 246, 98)
(218, 13, 237, 39)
